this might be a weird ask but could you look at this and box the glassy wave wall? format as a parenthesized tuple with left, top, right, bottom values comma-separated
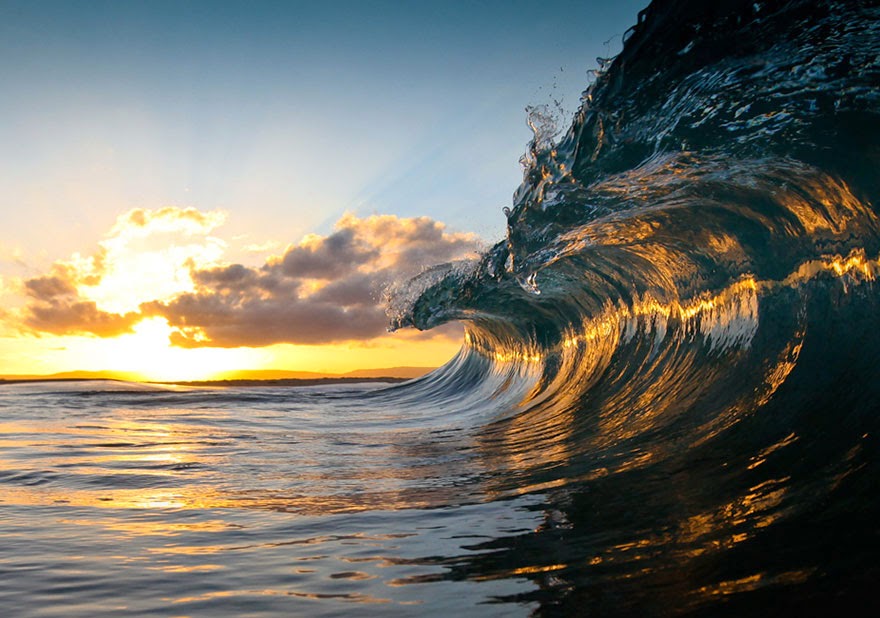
(385, 0, 880, 613)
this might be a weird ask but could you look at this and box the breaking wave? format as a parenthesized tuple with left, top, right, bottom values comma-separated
(383, 0, 880, 612)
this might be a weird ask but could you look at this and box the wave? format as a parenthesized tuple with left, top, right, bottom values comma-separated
(383, 0, 880, 612)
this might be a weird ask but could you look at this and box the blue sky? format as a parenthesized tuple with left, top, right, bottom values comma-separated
(0, 0, 652, 376)
(1, 0, 647, 263)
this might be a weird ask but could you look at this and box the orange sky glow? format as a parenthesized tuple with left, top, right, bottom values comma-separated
(0, 1, 649, 384)
(0, 207, 473, 381)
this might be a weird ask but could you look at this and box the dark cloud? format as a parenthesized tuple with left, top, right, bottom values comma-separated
(25, 299, 140, 337)
(310, 272, 383, 307)
(21, 267, 139, 337)
(24, 274, 77, 300)
(146, 295, 388, 347)
(279, 228, 378, 279)
(192, 263, 296, 297)
(193, 263, 257, 287)
(146, 214, 480, 347)
(19, 213, 480, 347)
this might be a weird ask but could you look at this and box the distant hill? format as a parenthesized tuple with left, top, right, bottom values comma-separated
(212, 369, 331, 381)
(215, 367, 435, 380)
(0, 370, 141, 382)
(341, 367, 435, 379)
(0, 366, 437, 384)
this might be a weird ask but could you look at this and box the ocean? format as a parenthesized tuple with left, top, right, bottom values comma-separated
(3, 0, 880, 615)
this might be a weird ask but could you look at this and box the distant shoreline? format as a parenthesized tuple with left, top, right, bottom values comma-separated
(0, 377, 132, 386)
(156, 377, 412, 387)
(0, 376, 413, 387)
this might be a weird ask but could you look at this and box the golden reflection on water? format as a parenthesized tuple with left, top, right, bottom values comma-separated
(676, 476, 792, 552)
(0, 396, 486, 519)
(0, 411, 220, 513)
(0, 479, 486, 518)
(778, 172, 875, 235)
(467, 242, 880, 493)
(170, 589, 394, 605)
(696, 569, 814, 598)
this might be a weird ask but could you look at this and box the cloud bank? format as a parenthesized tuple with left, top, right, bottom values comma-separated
(20, 209, 480, 347)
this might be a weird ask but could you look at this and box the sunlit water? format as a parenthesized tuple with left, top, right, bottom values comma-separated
(0, 381, 547, 617)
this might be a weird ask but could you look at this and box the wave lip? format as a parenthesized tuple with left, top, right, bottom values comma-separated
(390, 0, 880, 382)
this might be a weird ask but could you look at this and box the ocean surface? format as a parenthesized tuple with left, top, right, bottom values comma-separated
(4, 0, 880, 615)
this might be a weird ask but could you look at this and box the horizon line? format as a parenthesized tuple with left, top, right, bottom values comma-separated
(0, 366, 438, 383)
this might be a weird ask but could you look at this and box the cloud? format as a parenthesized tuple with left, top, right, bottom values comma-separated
(25, 299, 141, 338)
(20, 264, 140, 337)
(146, 213, 480, 347)
(24, 272, 78, 300)
(242, 239, 283, 254)
(279, 227, 378, 279)
(108, 206, 225, 238)
(19, 207, 227, 337)
(143, 293, 388, 348)
(18, 210, 480, 347)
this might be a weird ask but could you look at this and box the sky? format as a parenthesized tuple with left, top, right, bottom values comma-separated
(0, 0, 648, 381)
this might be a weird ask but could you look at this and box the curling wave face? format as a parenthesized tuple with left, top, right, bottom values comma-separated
(382, 0, 880, 612)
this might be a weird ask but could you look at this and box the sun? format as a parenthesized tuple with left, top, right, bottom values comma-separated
(97, 318, 265, 382)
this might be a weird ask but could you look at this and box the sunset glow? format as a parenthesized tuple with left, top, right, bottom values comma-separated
(0, 0, 643, 383)
(0, 207, 467, 381)
(77, 318, 267, 382)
